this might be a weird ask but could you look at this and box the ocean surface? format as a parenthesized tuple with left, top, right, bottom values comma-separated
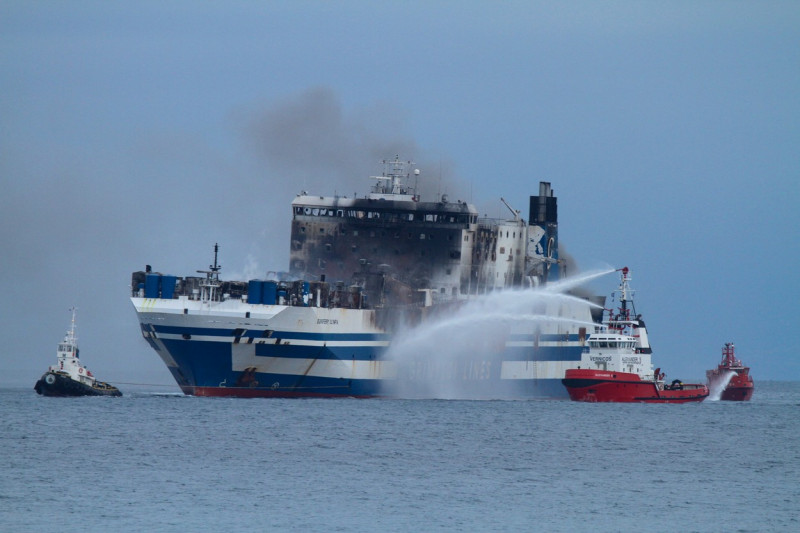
(2, 382, 798, 532)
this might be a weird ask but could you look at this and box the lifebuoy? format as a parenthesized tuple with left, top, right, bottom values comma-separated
(79, 368, 84, 374)
(45, 374, 56, 385)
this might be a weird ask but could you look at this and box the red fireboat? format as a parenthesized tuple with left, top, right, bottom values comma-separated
(706, 343, 754, 401)
(562, 267, 708, 403)
(563, 369, 709, 403)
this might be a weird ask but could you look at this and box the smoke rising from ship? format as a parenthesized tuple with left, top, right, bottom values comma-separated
(242, 86, 469, 204)
(228, 86, 474, 280)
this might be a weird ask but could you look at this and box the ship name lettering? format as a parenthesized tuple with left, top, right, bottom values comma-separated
(316, 319, 339, 325)
(590, 356, 612, 362)
(621, 357, 641, 364)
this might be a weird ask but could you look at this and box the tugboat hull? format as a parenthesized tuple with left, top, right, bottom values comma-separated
(34, 372, 122, 397)
(562, 369, 708, 403)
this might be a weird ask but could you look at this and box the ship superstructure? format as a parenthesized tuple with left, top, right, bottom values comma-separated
(289, 158, 559, 301)
(130, 158, 597, 398)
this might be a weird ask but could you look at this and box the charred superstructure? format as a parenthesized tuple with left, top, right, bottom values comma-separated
(289, 158, 561, 306)
(130, 157, 596, 398)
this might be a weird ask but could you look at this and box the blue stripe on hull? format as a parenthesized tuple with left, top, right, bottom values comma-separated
(153, 324, 389, 342)
(153, 337, 575, 398)
(253, 343, 380, 360)
(151, 324, 581, 344)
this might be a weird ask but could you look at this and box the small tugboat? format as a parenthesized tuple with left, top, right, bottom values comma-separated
(706, 343, 754, 401)
(562, 267, 708, 403)
(34, 308, 122, 397)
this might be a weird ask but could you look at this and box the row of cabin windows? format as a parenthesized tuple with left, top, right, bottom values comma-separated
(297, 243, 461, 260)
(302, 261, 460, 277)
(477, 230, 522, 241)
(294, 206, 475, 224)
(591, 341, 636, 349)
(299, 224, 474, 244)
(344, 245, 459, 258)
(299, 226, 460, 242)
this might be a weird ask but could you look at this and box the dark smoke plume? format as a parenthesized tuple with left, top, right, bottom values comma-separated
(241, 87, 468, 202)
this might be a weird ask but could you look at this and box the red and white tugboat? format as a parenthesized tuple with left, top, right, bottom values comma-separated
(562, 267, 708, 403)
(706, 343, 753, 401)
(34, 308, 122, 397)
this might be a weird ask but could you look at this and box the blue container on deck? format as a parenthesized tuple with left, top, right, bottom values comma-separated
(262, 281, 278, 305)
(145, 274, 161, 298)
(247, 280, 263, 304)
(161, 275, 177, 299)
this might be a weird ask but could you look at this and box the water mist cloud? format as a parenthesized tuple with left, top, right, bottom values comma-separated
(381, 268, 615, 399)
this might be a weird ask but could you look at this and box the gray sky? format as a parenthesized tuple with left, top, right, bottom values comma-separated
(2, 1, 798, 388)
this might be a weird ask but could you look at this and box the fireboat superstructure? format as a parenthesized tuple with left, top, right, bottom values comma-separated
(562, 267, 708, 403)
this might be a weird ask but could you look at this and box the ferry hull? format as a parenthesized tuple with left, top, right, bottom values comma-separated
(133, 298, 587, 399)
(562, 369, 708, 403)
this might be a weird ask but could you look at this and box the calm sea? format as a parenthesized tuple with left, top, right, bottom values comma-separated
(2, 382, 798, 532)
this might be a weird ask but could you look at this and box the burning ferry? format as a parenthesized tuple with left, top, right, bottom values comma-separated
(130, 158, 604, 398)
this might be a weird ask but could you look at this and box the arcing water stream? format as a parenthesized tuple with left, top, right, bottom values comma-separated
(707, 370, 737, 401)
(381, 268, 616, 398)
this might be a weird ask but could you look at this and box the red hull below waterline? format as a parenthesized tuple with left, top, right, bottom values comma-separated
(562, 369, 709, 403)
(187, 386, 372, 399)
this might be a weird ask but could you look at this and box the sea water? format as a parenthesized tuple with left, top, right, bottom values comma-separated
(2, 383, 798, 532)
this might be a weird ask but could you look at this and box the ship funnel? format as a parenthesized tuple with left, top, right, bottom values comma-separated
(528, 182, 560, 282)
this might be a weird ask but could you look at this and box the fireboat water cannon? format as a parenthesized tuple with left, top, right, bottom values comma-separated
(607, 267, 651, 354)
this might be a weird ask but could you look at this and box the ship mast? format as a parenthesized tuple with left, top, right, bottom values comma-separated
(368, 156, 418, 200)
(197, 243, 222, 302)
(610, 267, 637, 332)
(68, 306, 78, 347)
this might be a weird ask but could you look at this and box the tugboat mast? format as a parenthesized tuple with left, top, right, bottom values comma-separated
(614, 267, 639, 325)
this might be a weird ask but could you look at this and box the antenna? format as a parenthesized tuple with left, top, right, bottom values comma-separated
(438, 159, 442, 201)
(196, 243, 222, 302)
(210, 242, 221, 274)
